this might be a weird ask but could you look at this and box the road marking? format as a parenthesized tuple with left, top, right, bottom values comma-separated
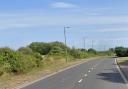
(84, 74, 87, 77)
(88, 70, 91, 72)
(78, 79, 83, 83)
(115, 58, 128, 87)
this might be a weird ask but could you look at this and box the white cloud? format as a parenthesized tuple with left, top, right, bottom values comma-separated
(50, 2, 78, 9)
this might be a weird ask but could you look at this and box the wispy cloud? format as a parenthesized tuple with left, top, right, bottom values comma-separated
(50, 2, 78, 9)
(1, 12, 128, 30)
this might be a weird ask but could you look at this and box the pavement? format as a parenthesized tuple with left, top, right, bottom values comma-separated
(21, 57, 127, 89)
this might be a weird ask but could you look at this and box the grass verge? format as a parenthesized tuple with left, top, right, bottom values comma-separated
(117, 57, 128, 65)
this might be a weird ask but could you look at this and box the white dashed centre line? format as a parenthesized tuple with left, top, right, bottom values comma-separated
(88, 70, 91, 72)
(84, 74, 87, 77)
(78, 79, 83, 83)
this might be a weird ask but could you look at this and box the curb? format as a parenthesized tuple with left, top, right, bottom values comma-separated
(115, 58, 128, 86)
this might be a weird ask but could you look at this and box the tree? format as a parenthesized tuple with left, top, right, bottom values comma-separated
(0, 48, 22, 73)
(115, 47, 128, 57)
(29, 42, 51, 55)
(29, 41, 70, 56)
(88, 48, 97, 54)
(49, 46, 64, 55)
(18, 47, 34, 55)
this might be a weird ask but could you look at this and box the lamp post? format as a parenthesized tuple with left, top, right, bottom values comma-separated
(92, 40, 94, 49)
(64, 26, 70, 63)
(83, 37, 86, 50)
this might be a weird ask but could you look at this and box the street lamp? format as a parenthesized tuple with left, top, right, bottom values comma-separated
(64, 26, 70, 63)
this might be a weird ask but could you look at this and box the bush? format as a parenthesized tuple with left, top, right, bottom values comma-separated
(29, 41, 70, 56)
(18, 47, 42, 61)
(18, 47, 43, 70)
(115, 47, 128, 57)
(0, 48, 22, 73)
(70, 48, 87, 59)
(88, 48, 97, 54)
(0, 47, 43, 74)
(49, 46, 65, 56)
(29, 42, 51, 55)
(18, 47, 34, 55)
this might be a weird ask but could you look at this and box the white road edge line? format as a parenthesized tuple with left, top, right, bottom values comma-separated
(78, 79, 83, 83)
(15, 58, 97, 89)
(115, 58, 128, 87)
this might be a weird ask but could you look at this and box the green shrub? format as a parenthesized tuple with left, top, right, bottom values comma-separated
(18, 47, 43, 67)
(0, 47, 43, 74)
(0, 48, 21, 73)
(115, 47, 128, 57)
(49, 46, 65, 56)
(29, 42, 51, 55)
(29, 41, 70, 55)
(88, 48, 97, 54)
(0, 66, 4, 76)
(18, 47, 34, 55)
(70, 48, 87, 59)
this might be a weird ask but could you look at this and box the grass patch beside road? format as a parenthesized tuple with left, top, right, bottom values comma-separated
(117, 57, 128, 65)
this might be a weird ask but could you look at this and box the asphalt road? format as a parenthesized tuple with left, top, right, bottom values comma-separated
(21, 57, 127, 89)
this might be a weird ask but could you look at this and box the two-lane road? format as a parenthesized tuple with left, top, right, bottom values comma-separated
(21, 57, 127, 89)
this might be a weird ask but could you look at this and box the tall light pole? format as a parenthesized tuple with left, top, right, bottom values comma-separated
(64, 26, 70, 63)
(83, 37, 86, 58)
(83, 37, 86, 50)
(92, 40, 94, 49)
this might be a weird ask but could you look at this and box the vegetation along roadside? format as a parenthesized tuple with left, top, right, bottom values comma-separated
(0, 41, 114, 89)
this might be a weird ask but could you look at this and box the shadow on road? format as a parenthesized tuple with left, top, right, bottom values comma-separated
(97, 69, 125, 84)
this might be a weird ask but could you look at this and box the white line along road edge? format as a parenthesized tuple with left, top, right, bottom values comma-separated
(115, 58, 128, 87)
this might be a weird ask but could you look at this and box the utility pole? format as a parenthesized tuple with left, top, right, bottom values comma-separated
(92, 40, 94, 49)
(83, 37, 86, 50)
(83, 37, 86, 58)
(64, 26, 70, 63)
(104, 45, 106, 51)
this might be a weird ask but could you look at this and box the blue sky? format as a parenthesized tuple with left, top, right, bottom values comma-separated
(0, 0, 128, 50)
